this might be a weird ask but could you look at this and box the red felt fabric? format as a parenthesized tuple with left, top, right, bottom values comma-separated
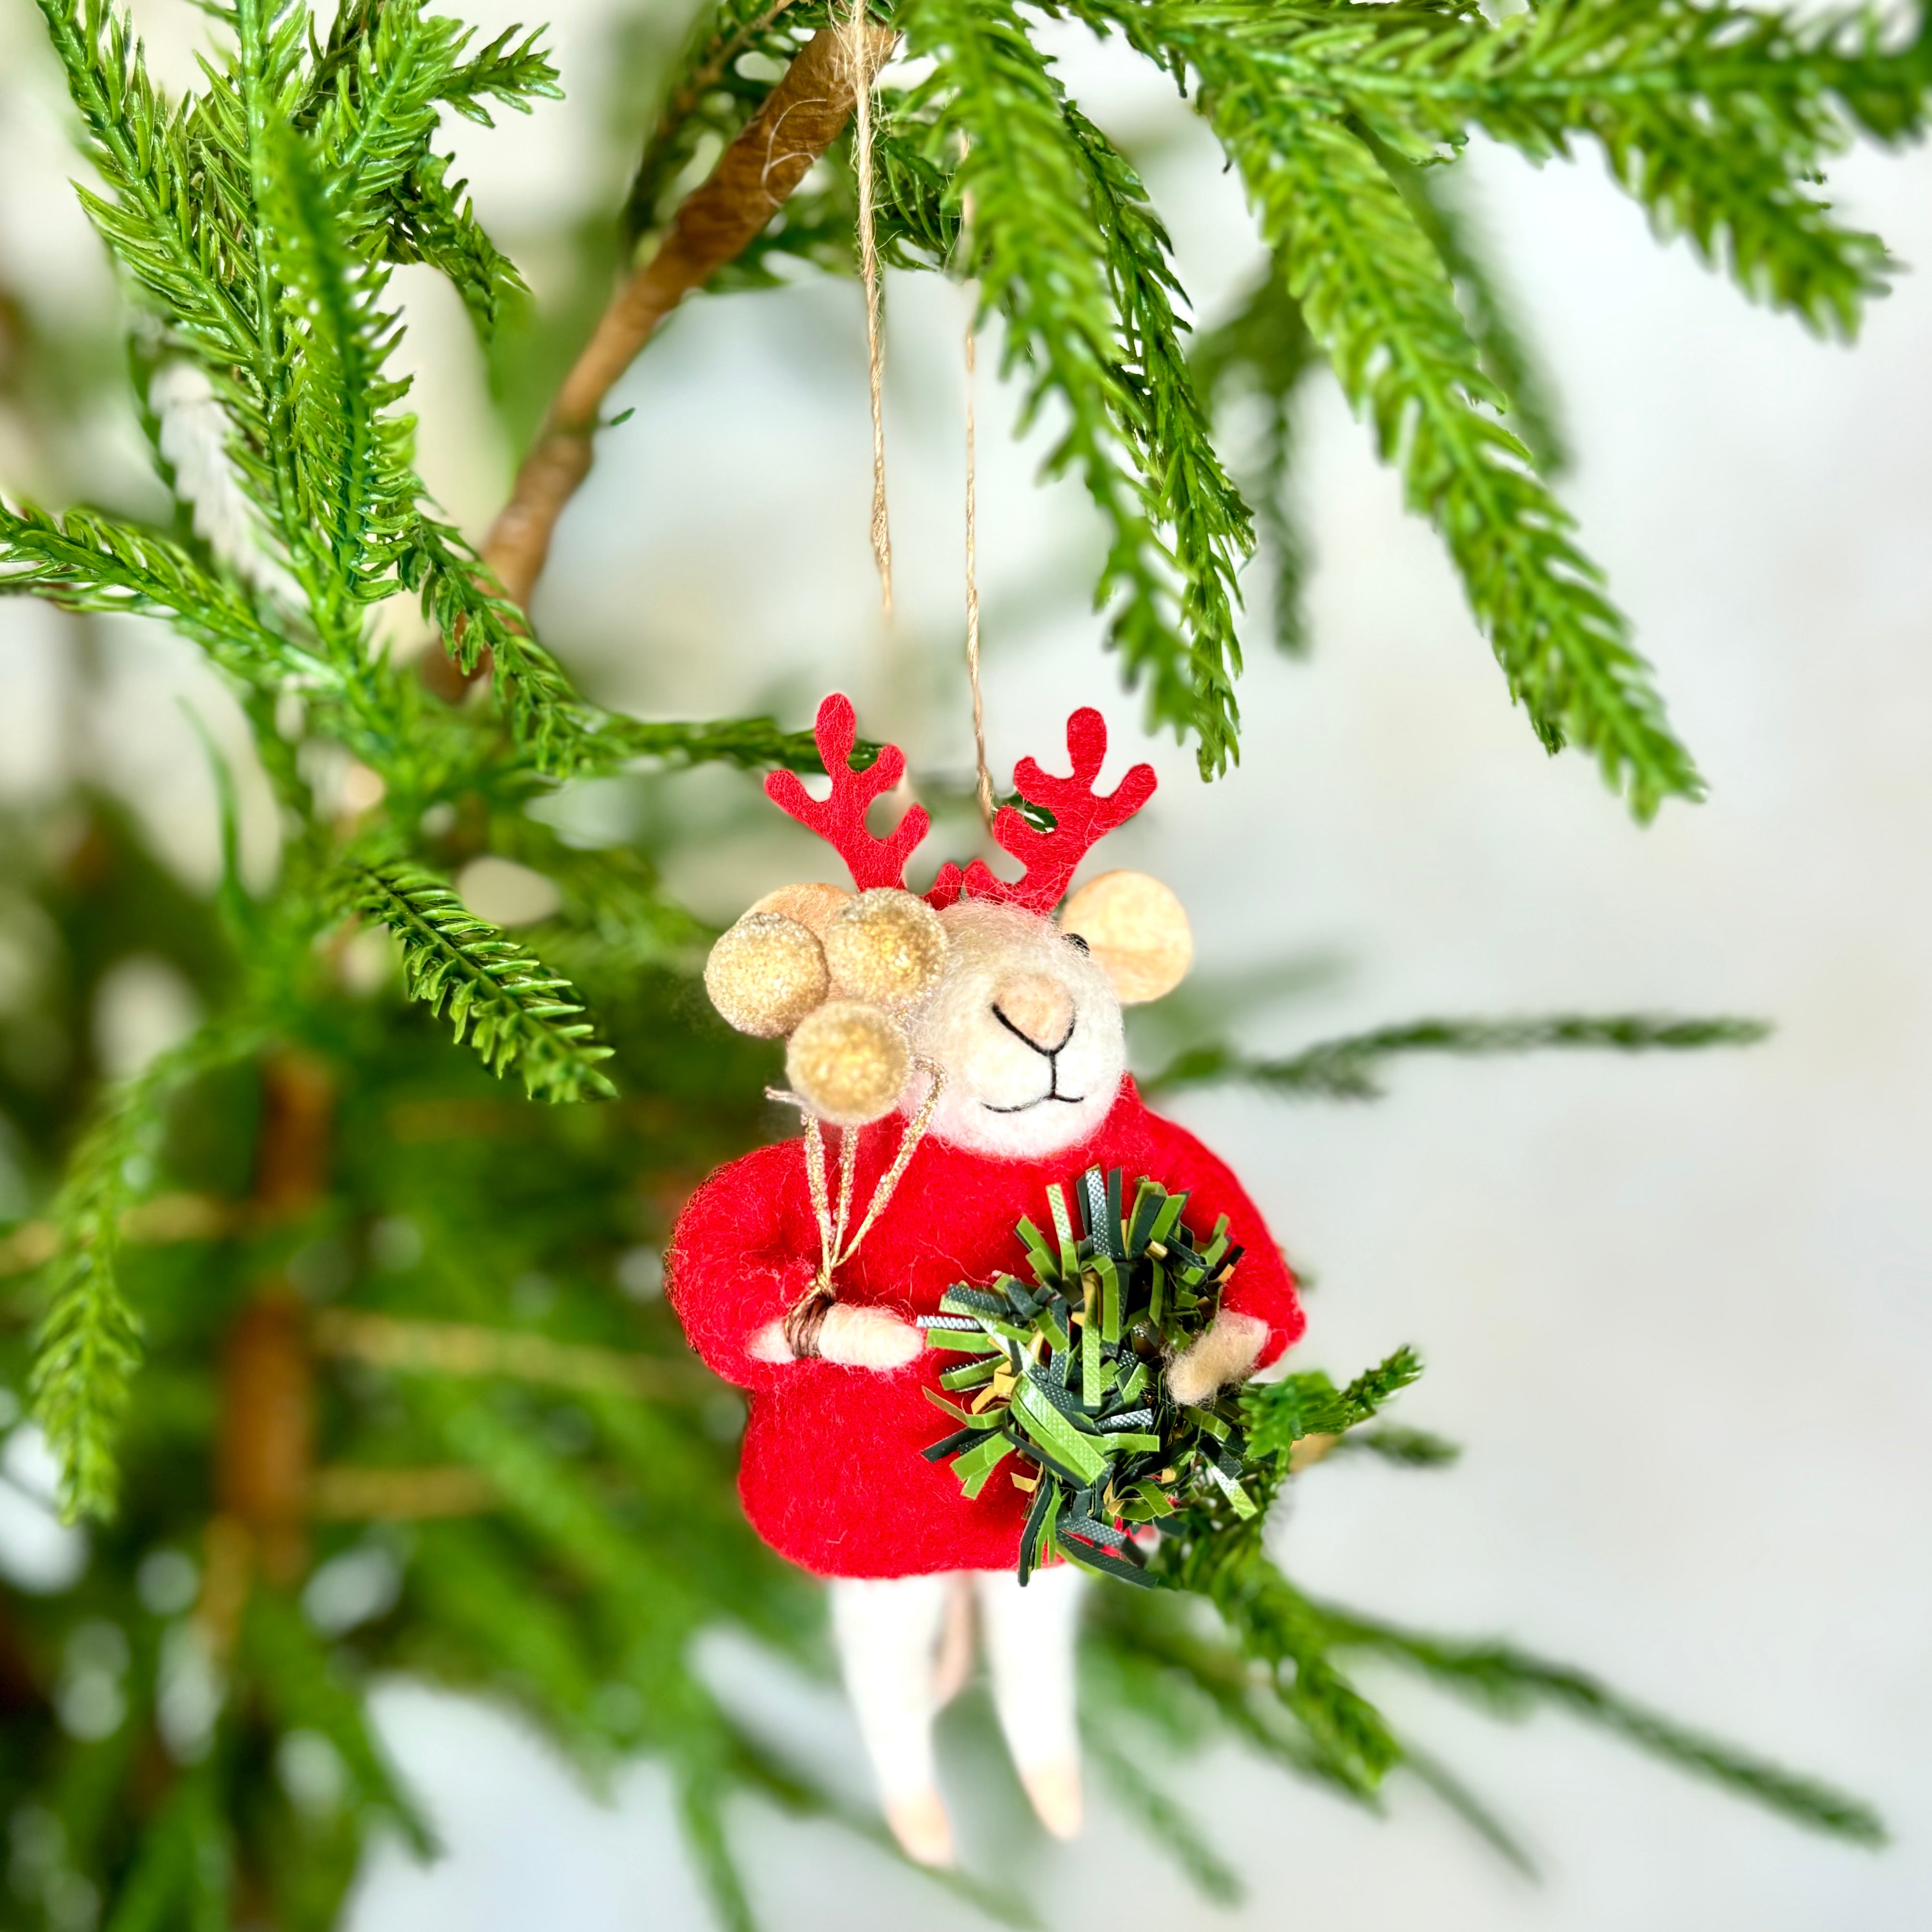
(666, 1079, 1303, 1578)
(764, 693, 930, 891)
(927, 708, 1156, 914)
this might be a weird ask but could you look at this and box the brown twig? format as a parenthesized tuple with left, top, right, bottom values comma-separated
(624, 0, 804, 237)
(199, 1052, 334, 1648)
(480, 23, 899, 615)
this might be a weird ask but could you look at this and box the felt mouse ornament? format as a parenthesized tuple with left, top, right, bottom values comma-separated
(667, 695, 1303, 1867)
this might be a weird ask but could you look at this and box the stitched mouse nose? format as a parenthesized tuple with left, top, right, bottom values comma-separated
(993, 974, 1074, 1051)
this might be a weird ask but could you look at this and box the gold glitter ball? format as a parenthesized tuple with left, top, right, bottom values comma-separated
(822, 889, 948, 1011)
(704, 914, 829, 1037)
(786, 1000, 910, 1126)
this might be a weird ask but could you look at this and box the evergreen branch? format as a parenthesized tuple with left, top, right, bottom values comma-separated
(1202, 97, 1699, 813)
(1400, 1749, 1536, 1875)
(1086, 1730, 1246, 1903)
(34, 0, 255, 372)
(901, 0, 1246, 772)
(436, 22, 562, 121)
(1333, 1424, 1461, 1467)
(305, 0, 553, 333)
(485, 22, 889, 610)
(1381, 149, 1569, 474)
(1113, 0, 1928, 337)
(28, 1018, 257, 1521)
(1183, 1550, 1402, 1793)
(307, 0, 471, 218)
(342, 861, 618, 1101)
(1241, 1346, 1424, 1461)
(623, 0, 820, 245)
(571, 712, 838, 775)
(1193, 260, 1319, 654)
(403, 520, 834, 778)
(100, 1763, 232, 1932)
(253, 119, 415, 611)
(1063, 103, 1254, 760)
(1085, 1588, 1370, 1801)
(313, 0, 560, 124)
(0, 498, 311, 685)
(383, 149, 528, 333)
(243, 1588, 437, 1853)
(1145, 1013, 1770, 1099)
(399, 518, 602, 772)
(488, 816, 711, 975)
(1314, 1600, 1887, 1844)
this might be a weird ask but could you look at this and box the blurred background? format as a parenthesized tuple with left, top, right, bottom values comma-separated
(2, 0, 1930, 1926)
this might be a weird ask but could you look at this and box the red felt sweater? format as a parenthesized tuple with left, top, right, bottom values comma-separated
(666, 1078, 1303, 1577)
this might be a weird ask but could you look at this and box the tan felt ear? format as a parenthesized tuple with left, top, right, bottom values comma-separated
(748, 881, 852, 936)
(1059, 870, 1191, 1004)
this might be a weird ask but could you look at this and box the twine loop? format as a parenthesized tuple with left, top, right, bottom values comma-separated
(767, 1060, 947, 1357)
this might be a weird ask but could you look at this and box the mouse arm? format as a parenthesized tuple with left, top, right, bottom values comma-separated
(667, 1141, 921, 1383)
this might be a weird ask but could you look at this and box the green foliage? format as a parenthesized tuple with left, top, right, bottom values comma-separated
(0, 0, 1914, 1923)
(1192, 260, 1318, 655)
(898, 0, 1252, 774)
(29, 1018, 258, 1521)
(341, 862, 617, 1101)
(1095, 1331, 1879, 1844)
(1311, 1600, 1888, 1844)
(1239, 1344, 1423, 1461)
(0, 498, 294, 684)
(1061, 0, 1929, 807)
(1231, 95, 1696, 810)
(307, 0, 560, 335)
(1148, 1012, 1771, 1099)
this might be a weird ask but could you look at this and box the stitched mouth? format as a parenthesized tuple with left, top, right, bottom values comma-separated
(982, 1089, 1086, 1115)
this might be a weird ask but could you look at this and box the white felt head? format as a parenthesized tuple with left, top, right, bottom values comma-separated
(902, 901, 1127, 1159)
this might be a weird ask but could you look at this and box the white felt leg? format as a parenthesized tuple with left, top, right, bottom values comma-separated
(975, 1563, 1085, 1839)
(829, 1574, 956, 1867)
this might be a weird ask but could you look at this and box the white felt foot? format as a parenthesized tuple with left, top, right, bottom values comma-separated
(883, 1786, 956, 1868)
(1019, 1756, 1083, 1840)
(976, 1563, 1085, 1838)
(830, 1574, 955, 1860)
(931, 1574, 976, 1708)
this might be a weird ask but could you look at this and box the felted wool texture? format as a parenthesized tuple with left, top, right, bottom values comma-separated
(705, 913, 829, 1037)
(1168, 1310, 1269, 1406)
(824, 889, 947, 1009)
(666, 1078, 1304, 1578)
(904, 901, 1127, 1161)
(786, 1000, 909, 1125)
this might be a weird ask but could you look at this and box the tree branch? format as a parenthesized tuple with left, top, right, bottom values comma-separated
(482, 23, 898, 611)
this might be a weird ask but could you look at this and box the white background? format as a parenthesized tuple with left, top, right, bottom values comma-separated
(2, 2, 1929, 1928)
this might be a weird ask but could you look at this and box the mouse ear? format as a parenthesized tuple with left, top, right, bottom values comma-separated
(1058, 871, 1191, 1004)
(748, 881, 853, 935)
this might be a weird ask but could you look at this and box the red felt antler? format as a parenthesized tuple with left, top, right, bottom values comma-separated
(928, 708, 1155, 914)
(765, 694, 930, 891)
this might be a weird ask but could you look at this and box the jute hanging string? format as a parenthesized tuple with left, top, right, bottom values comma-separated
(767, 24, 932, 1345)
(845, 1, 895, 625)
(959, 156, 996, 834)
